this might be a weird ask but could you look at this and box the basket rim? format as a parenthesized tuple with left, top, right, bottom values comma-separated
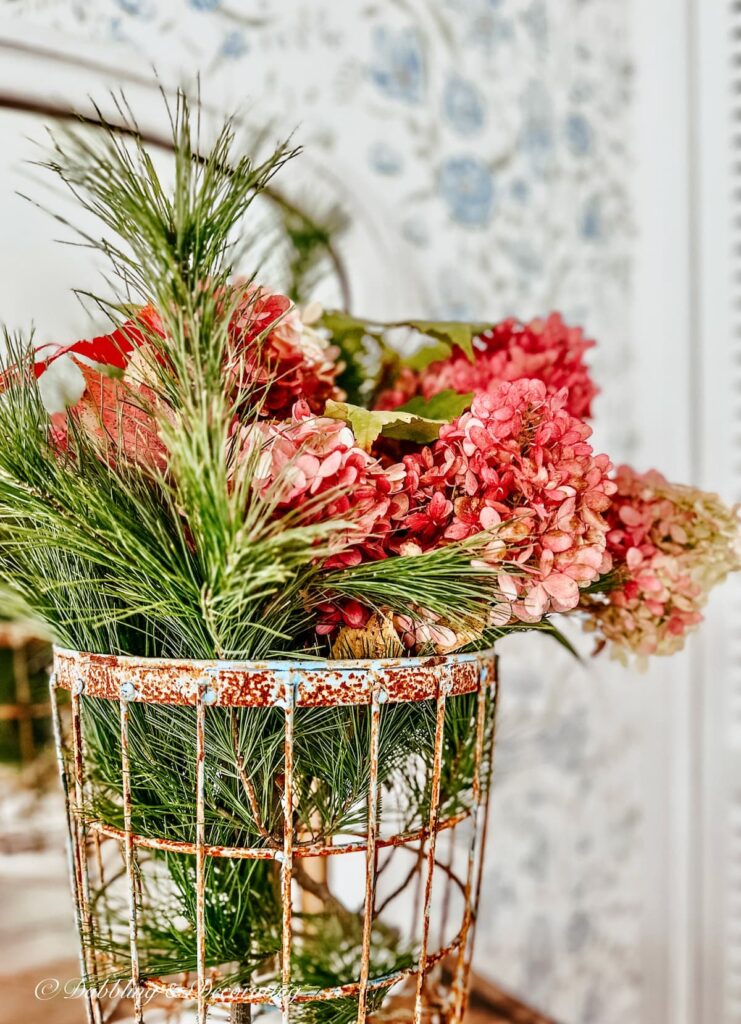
(52, 644, 496, 671)
(51, 645, 497, 707)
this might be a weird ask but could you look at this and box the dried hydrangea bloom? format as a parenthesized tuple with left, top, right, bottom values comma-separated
(227, 285, 345, 417)
(242, 399, 407, 592)
(248, 381, 615, 640)
(394, 379, 615, 622)
(376, 313, 598, 420)
(581, 465, 741, 662)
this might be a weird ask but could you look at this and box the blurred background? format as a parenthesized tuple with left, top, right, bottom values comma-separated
(0, 2, 736, 1023)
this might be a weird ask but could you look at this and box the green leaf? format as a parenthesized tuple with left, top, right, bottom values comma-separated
(395, 320, 490, 363)
(319, 311, 369, 336)
(538, 620, 583, 661)
(324, 400, 445, 450)
(319, 310, 401, 407)
(398, 389, 474, 420)
(403, 339, 454, 372)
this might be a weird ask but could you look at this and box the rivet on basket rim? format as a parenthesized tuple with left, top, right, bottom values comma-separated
(440, 671, 455, 696)
(199, 681, 218, 705)
(120, 680, 137, 701)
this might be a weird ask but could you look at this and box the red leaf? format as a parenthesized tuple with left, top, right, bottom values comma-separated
(34, 305, 163, 379)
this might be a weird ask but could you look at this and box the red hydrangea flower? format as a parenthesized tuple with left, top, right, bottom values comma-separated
(227, 285, 344, 417)
(391, 379, 615, 621)
(376, 313, 598, 420)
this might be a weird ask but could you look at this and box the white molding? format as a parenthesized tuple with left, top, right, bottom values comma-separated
(694, 2, 741, 1022)
(630, 0, 697, 1022)
(633, 1, 741, 1021)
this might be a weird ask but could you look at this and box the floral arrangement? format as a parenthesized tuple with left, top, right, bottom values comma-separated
(0, 96, 738, 1021)
(0, 114, 737, 670)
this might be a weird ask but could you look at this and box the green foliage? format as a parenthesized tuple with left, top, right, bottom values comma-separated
(313, 535, 514, 632)
(403, 339, 458, 372)
(0, 97, 352, 660)
(391, 319, 486, 363)
(397, 389, 474, 420)
(318, 310, 398, 407)
(323, 399, 449, 450)
(272, 194, 347, 305)
(318, 310, 493, 407)
(80, 691, 481, 849)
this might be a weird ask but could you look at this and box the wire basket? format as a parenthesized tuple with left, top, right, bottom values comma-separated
(51, 647, 498, 1024)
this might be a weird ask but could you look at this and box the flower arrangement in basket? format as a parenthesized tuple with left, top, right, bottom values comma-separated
(0, 95, 738, 1023)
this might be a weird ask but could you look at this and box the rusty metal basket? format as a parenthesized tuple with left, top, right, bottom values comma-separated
(51, 647, 498, 1024)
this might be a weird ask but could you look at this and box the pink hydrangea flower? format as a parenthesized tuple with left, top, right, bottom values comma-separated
(392, 379, 615, 621)
(376, 313, 598, 420)
(581, 465, 741, 660)
(244, 398, 407, 572)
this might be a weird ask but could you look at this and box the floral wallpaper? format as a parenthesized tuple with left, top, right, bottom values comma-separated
(3, 1, 640, 1021)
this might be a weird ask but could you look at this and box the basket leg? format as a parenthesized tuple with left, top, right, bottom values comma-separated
(50, 677, 99, 1024)
(413, 678, 449, 1023)
(230, 1005, 252, 1023)
(279, 672, 296, 1024)
(356, 686, 382, 1022)
(120, 697, 145, 1023)
(452, 655, 498, 1022)
(195, 686, 210, 1024)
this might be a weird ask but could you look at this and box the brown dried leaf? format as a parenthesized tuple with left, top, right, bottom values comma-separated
(331, 610, 405, 659)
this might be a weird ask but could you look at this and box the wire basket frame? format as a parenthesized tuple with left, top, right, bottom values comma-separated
(51, 647, 498, 1024)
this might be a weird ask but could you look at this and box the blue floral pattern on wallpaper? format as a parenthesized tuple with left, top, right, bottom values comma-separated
(5, 2, 638, 1021)
(369, 26, 426, 105)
